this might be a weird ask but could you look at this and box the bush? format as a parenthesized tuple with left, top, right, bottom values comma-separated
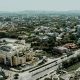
(14, 76, 18, 79)
(14, 74, 19, 77)
(44, 78, 52, 80)
(62, 60, 69, 68)
(14, 74, 19, 79)
(62, 55, 80, 68)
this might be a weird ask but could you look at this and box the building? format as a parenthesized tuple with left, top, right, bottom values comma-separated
(60, 73, 74, 80)
(63, 43, 77, 49)
(53, 46, 68, 54)
(0, 38, 27, 66)
(77, 25, 80, 37)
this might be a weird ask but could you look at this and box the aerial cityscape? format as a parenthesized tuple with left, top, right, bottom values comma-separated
(0, 0, 80, 80)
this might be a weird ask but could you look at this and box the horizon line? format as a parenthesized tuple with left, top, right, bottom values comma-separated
(0, 9, 80, 13)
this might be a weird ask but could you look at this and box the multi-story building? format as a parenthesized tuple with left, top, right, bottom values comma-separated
(0, 38, 27, 66)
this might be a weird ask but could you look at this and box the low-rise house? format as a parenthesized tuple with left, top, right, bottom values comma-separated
(60, 73, 74, 80)
(18, 35, 28, 39)
(63, 43, 77, 49)
(56, 37, 62, 41)
(53, 46, 68, 54)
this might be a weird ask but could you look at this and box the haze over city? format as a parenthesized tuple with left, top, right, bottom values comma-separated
(0, 0, 80, 80)
(0, 0, 80, 12)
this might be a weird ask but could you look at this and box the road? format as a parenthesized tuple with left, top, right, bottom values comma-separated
(17, 49, 80, 80)
(30, 49, 80, 80)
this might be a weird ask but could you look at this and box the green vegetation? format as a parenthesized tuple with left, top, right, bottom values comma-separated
(65, 62, 80, 72)
(14, 74, 19, 79)
(62, 55, 80, 71)
(44, 78, 52, 80)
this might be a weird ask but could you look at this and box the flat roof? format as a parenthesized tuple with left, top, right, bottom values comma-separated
(0, 38, 17, 43)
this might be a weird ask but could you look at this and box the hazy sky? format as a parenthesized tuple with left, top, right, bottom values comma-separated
(0, 0, 80, 12)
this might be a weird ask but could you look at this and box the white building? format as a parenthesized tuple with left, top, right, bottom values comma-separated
(0, 38, 27, 66)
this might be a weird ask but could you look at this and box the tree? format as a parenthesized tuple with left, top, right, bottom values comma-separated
(69, 33, 77, 41)
(44, 78, 52, 80)
(4, 17, 11, 21)
(62, 60, 69, 68)
(14, 74, 19, 79)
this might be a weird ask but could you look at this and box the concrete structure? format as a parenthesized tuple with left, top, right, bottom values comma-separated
(0, 38, 27, 66)
(53, 46, 68, 54)
(60, 73, 74, 80)
(77, 25, 80, 37)
(64, 43, 77, 49)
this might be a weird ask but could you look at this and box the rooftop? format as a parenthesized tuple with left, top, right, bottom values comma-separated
(0, 38, 17, 43)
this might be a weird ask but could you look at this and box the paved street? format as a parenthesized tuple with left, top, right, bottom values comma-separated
(8, 49, 80, 80)
(29, 49, 80, 80)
